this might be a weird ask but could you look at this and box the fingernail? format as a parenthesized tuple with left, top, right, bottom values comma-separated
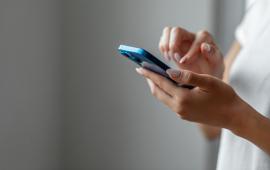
(136, 67, 143, 74)
(174, 53, 181, 62)
(180, 57, 186, 64)
(203, 43, 211, 52)
(166, 69, 181, 78)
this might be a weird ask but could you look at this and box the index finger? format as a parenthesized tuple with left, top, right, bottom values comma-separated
(180, 30, 212, 64)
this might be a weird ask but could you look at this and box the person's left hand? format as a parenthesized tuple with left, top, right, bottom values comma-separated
(159, 28, 224, 78)
(136, 67, 246, 130)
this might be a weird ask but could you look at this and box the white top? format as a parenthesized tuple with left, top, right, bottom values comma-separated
(217, 0, 270, 170)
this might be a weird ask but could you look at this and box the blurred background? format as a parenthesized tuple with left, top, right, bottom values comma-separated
(0, 0, 245, 169)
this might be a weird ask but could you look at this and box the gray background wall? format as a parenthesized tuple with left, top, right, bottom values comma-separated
(215, 0, 245, 52)
(0, 0, 61, 170)
(0, 0, 244, 170)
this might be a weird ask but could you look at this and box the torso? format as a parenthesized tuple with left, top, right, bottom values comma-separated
(217, 0, 270, 169)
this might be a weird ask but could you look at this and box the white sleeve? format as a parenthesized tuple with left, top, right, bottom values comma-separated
(235, 1, 254, 46)
(235, 0, 266, 46)
(235, 20, 248, 46)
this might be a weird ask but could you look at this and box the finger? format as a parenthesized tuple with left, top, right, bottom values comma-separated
(201, 42, 214, 61)
(166, 69, 216, 90)
(180, 30, 212, 64)
(145, 79, 174, 107)
(136, 67, 177, 96)
(173, 53, 182, 63)
(201, 42, 223, 68)
(169, 27, 183, 60)
(159, 36, 170, 61)
(169, 27, 194, 62)
(159, 27, 172, 60)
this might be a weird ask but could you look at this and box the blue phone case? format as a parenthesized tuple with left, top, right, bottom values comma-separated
(118, 45, 193, 89)
(118, 45, 171, 78)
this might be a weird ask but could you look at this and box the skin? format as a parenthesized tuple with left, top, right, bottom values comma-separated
(200, 41, 241, 140)
(158, 27, 224, 78)
(136, 26, 270, 155)
(159, 27, 229, 140)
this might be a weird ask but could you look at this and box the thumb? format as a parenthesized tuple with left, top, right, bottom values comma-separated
(166, 69, 215, 89)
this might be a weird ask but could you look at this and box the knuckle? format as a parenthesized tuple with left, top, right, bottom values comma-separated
(174, 98, 189, 114)
(163, 26, 171, 33)
(164, 43, 170, 51)
(182, 71, 193, 83)
(159, 41, 164, 51)
(169, 42, 177, 51)
(179, 113, 190, 121)
(205, 76, 217, 89)
(198, 30, 210, 38)
(174, 105, 184, 115)
(170, 42, 179, 50)
(174, 105, 186, 116)
(160, 41, 169, 51)
(171, 27, 181, 34)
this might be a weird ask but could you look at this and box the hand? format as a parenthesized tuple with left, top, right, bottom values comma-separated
(136, 67, 245, 130)
(159, 27, 224, 78)
(137, 68, 270, 155)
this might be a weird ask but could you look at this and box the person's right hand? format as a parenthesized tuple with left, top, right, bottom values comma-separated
(159, 27, 224, 78)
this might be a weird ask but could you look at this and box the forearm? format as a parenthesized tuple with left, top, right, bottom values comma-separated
(231, 100, 270, 155)
(223, 40, 241, 83)
(223, 41, 270, 154)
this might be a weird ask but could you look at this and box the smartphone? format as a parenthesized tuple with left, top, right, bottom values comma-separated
(118, 45, 193, 89)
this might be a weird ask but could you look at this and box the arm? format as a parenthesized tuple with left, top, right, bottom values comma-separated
(199, 40, 241, 140)
(223, 41, 241, 83)
(158, 27, 241, 140)
(137, 65, 270, 155)
(232, 101, 270, 155)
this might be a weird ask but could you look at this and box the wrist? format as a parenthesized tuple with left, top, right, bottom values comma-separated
(227, 98, 270, 155)
(228, 98, 262, 138)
